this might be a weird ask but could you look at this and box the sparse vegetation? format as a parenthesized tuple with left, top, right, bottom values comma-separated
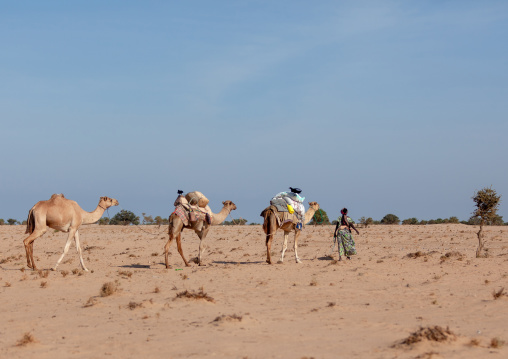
(472, 187, 501, 257)
(175, 287, 214, 302)
(100, 282, 118, 297)
(16, 332, 37, 346)
(492, 287, 506, 300)
(399, 326, 455, 345)
(381, 214, 400, 225)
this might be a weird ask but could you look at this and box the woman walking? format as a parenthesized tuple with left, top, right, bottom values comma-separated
(333, 208, 359, 261)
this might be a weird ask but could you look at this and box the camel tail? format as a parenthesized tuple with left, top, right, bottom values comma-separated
(25, 207, 35, 234)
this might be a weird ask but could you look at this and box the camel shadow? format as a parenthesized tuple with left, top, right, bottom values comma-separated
(118, 264, 151, 269)
(212, 260, 264, 265)
(317, 255, 335, 261)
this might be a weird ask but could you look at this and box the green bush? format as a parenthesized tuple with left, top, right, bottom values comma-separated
(472, 186, 501, 257)
(110, 210, 140, 225)
(0, 219, 4, 225)
(402, 217, 419, 225)
(381, 214, 400, 225)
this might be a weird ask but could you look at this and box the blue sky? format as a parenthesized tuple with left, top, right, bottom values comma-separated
(1, 1, 507, 224)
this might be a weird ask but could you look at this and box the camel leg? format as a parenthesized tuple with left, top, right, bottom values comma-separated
(265, 213, 276, 264)
(53, 229, 76, 271)
(176, 233, 190, 267)
(294, 230, 302, 263)
(197, 228, 209, 266)
(23, 229, 46, 270)
(164, 232, 174, 269)
(73, 230, 89, 272)
(278, 232, 289, 263)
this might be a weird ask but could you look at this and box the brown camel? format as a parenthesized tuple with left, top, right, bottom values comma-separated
(23, 194, 119, 271)
(262, 201, 320, 264)
(164, 200, 237, 268)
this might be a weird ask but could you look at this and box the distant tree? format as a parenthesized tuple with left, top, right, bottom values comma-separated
(402, 217, 419, 225)
(472, 187, 501, 257)
(142, 213, 154, 225)
(0, 219, 4, 225)
(448, 216, 459, 224)
(373, 220, 381, 225)
(21, 220, 27, 225)
(380, 214, 400, 225)
(224, 218, 248, 225)
(359, 216, 373, 228)
(419, 220, 428, 225)
(435, 218, 444, 224)
(491, 215, 504, 225)
(110, 210, 140, 225)
(98, 217, 110, 225)
(154, 216, 169, 226)
(7, 218, 18, 225)
(310, 209, 330, 225)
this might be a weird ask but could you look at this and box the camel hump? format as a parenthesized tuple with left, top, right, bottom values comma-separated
(50, 193, 65, 199)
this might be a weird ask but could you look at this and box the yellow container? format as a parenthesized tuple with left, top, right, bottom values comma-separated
(287, 204, 294, 214)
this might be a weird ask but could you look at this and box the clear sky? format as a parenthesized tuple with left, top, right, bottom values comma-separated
(1, 1, 507, 224)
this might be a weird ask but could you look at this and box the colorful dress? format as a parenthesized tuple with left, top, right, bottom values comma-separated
(335, 216, 357, 256)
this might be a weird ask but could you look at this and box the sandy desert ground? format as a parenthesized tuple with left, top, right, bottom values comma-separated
(1, 223, 507, 359)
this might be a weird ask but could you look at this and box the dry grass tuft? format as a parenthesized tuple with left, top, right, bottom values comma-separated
(83, 297, 98, 308)
(5, 281, 12, 287)
(211, 314, 243, 324)
(100, 282, 118, 297)
(327, 302, 336, 307)
(490, 337, 505, 348)
(469, 338, 481, 347)
(61, 270, 69, 277)
(309, 278, 318, 286)
(40, 281, 48, 288)
(118, 270, 133, 278)
(127, 301, 143, 310)
(16, 332, 37, 346)
(151, 252, 158, 257)
(440, 251, 464, 263)
(37, 270, 49, 278)
(399, 326, 456, 345)
(406, 251, 424, 259)
(175, 287, 214, 302)
(153, 286, 160, 293)
(492, 287, 506, 300)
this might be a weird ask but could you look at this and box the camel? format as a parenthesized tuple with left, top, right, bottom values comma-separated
(23, 194, 119, 271)
(262, 201, 320, 264)
(164, 200, 237, 268)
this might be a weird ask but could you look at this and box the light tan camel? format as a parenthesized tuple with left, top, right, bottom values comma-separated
(164, 200, 237, 268)
(262, 201, 320, 264)
(23, 194, 119, 271)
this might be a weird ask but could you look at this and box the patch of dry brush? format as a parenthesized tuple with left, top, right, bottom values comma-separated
(396, 326, 456, 346)
(175, 287, 214, 302)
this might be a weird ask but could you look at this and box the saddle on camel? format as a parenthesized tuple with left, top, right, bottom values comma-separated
(173, 190, 213, 226)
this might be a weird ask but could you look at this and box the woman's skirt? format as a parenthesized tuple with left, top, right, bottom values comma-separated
(337, 228, 357, 256)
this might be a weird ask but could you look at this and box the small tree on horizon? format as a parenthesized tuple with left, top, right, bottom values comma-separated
(7, 218, 19, 225)
(472, 187, 501, 258)
(0, 219, 5, 225)
(359, 216, 373, 228)
(381, 214, 400, 225)
(110, 210, 140, 226)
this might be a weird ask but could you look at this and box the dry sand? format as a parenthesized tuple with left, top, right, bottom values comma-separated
(1, 223, 507, 358)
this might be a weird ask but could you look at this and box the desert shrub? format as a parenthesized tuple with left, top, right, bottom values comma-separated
(448, 216, 460, 224)
(98, 217, 110, 225)
(110, 210, 139, 225)
(359, 217, 373, 228)
(100, 282, 118, 297)
(141, 213, 154, 225)
(223, 218, 248, 225)
(7, 218, 19, 225)
(419, 220, 428, 225)
(402, 218, 419, 225)
(381, 214, 400, 225)
(472, 187, 501, 257)
(154, 216, 169, 225)
(0, 219, 4, 225)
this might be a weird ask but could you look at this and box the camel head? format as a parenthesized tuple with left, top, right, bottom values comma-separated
(222, 200, 237, 211)
(99, 196, 119, 209)
(308, 202, 320, 211)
